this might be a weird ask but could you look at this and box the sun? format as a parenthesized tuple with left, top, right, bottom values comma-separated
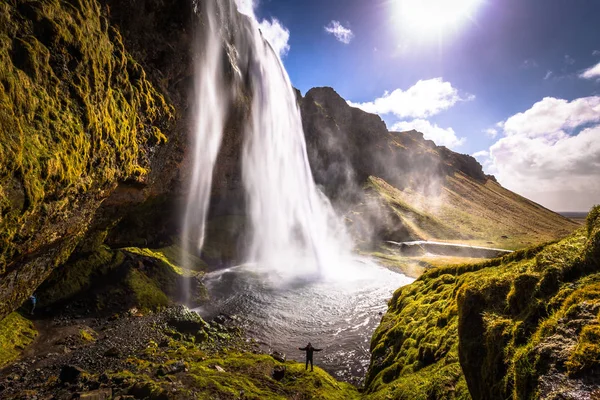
(393, 0, 482, 39)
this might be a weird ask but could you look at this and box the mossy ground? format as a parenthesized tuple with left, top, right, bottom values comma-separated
(365, 205, 600, 400)
(100, 332, 360, 399)
(0, 312, 37, 368)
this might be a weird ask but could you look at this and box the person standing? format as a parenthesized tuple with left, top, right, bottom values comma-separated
(299, 342, 322, 372)
(30, 294, 37, 315)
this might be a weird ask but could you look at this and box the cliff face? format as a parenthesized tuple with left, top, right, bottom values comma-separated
(299, 87, 578, 250)
(0, 0, 179, 320)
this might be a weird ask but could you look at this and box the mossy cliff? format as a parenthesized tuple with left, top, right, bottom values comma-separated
(365, 206, 600, 399)
(0, 0, 175, 320)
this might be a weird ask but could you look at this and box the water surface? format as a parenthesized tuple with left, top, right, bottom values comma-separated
(197, 259, 413, 382)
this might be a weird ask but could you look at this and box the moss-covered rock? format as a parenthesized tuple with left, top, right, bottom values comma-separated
(36, 244, 206, 314)
(0, 0, 174, 321)
(365, 206, 600, 400)
(0, 312, 37, 368)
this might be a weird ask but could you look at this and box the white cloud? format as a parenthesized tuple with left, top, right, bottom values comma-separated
(580, 61, 600, 80)
(564, 54, 576, 65)
(347, 78, 472, 119)
(484, 96, 600, 211)
(472, 150, 489, 158)
(235, 0, 291, 58)
(544, 70, 553, 80)
(391, 119, 466, 149)
(503, 97, 600, 140)
(484, 128, 498, 138)
(521, 59, 538, 69)
(324, 21, 354, 44)
(259, 19, 290, 57)
(594, 50, 600, 57)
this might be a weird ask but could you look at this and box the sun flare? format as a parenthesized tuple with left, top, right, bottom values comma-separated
(393, 0, 482, 39)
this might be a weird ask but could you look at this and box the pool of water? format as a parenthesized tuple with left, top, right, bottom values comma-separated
(196, 259, 413, 382)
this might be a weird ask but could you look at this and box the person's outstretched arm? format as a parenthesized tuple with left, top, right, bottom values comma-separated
(299, 347, 307, 351)
(314, 348, 322, 351)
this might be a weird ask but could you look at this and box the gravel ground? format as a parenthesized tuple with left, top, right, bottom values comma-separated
(0, 306, 244, 399)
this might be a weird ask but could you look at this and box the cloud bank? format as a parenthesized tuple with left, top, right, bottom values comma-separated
(324, 21, 354, 44)
(259, 19, 290, 57)
(475, 96, 600, 211)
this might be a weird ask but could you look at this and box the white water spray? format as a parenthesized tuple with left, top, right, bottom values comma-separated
(183, 0, 350, 283)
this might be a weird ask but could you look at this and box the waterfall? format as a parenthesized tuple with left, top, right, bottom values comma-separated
(182, 0, 228, 261)
(182, 0, 350, 286)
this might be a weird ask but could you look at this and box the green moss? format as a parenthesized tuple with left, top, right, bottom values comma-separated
(566, 323, 600, 376)
(79, 327, 96, 342)
(122, 246, 206, 275)
(366, 206, 600, 400)
(586, 205, 600, 236)
(37, 245, 124, 307)
(125, 269, 169, 311)
(0, 312, 37, 368)
(0, 0, 174, 269)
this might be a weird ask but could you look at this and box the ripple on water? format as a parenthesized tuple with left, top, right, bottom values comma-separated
(196, 258, 414, 383)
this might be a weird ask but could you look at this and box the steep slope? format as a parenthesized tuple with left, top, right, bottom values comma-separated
(365, 206, 600, 400)
(300, 87, 578, 250)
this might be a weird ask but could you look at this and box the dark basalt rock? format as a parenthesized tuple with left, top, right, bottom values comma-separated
(165, 306, 210, 334)
(272, 365, 286, 381)
(59, 365, 85, 384)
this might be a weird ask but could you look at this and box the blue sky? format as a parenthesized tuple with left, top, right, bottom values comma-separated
(240, 0, 600, 211)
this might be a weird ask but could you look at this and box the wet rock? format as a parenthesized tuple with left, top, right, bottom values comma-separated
(195, 330, 209, 343)
(272, 365, 286, 381)
(271, 351, 286, 363)
(104, 347, 120, 358)
(214, 313, 232, 325)
(156, 361, 186, 377)
(59, 365, 85, 384)
(166, 306, 210, 334)
(76, 388, 113, 399)
(129, 382, 168, 400)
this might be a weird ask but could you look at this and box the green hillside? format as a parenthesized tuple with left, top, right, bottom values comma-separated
(365, 205, 600, 399)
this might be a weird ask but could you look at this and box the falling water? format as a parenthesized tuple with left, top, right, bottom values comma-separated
(181, 0, 229, 270)
(240, 12, 350, 278)
(183, 0, 350, 281)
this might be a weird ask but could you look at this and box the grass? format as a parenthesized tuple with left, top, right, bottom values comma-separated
(368, 173, 579, 251)
(365, 205, 600, 399)
(89, 317, 360, 400)
(0, 312, 37, 368)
